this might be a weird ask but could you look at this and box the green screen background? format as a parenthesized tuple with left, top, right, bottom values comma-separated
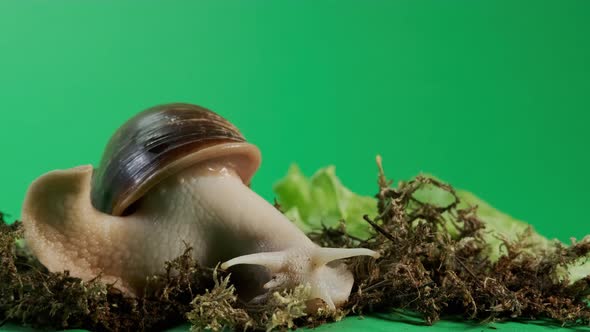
(0, 1, 588, 331)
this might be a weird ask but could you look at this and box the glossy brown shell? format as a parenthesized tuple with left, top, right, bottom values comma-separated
(90, 103, 261, 216)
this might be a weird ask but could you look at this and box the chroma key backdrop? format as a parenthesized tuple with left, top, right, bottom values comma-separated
(0, 1, 589, 332)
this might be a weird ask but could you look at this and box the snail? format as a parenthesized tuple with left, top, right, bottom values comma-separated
(21, 103, 379, 309)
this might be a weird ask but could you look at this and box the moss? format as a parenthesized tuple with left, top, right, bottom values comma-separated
(187, 268, 252, 332)
(342, 161, 590, 326)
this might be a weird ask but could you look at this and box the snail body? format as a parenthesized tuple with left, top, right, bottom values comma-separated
(21, 103, 378, 309)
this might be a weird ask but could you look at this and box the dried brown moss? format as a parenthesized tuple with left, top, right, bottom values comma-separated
(2, 161, 590, 331)
(338, 160, 590, 326)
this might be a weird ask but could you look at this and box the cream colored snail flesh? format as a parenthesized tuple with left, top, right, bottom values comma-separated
(21, 103, 379, 309)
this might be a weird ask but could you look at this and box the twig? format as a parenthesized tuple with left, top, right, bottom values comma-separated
(363, 215, 397, 243)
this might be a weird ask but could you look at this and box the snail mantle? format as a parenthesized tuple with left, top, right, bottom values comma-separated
(21, 103, 379, 309)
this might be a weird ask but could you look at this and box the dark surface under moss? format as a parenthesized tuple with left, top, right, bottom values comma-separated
(1, 163, 589, 331)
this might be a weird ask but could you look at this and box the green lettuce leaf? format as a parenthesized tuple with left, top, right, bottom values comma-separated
(273, 164, 590, 283)
(273, 164, 377, 239)
(414, 183, 589, 283)
(412, 179, 551, 260)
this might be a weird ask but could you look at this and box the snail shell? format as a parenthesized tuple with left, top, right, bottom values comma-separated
(90, 103, 261, 216)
